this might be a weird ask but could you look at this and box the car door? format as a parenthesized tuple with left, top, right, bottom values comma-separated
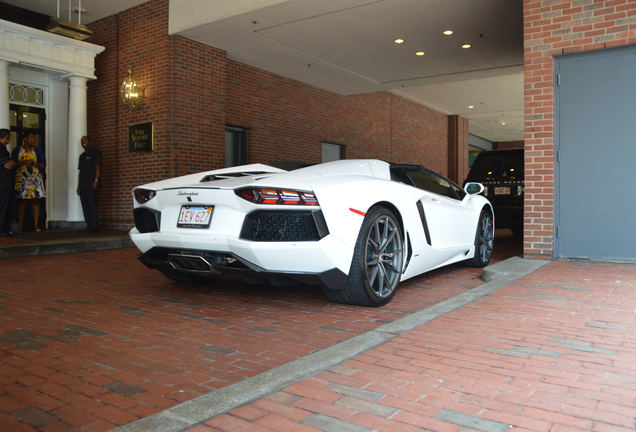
(407, 167, 475, 250)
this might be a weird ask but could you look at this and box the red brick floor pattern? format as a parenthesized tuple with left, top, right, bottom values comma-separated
(0, 245, 489, 432)
(187, 260, 636, 432)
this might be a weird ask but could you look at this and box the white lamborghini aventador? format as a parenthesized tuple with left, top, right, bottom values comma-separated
(130, 159, 493, 306)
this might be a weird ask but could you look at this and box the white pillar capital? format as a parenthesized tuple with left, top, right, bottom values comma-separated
(69, 75, 88, 88)
(67, 74, 88, 223)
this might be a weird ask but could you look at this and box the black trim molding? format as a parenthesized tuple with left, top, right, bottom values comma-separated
(416, 200, 432, 246)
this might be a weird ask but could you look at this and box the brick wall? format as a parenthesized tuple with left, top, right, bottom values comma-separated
(87, 14, 119, 227)
(523, 0, 636, 259)
(88, 0, 176, 230)
(171, 37, 226, 175)
(88, 0, 229, 230)
(392, 96, 452, 174)
(225, 60, 449, 171)
(88, 0, 453, 230)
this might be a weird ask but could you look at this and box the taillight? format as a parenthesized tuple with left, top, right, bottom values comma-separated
(260, 188, 279, 204)
(134, 188, 156, 204)
(300, 192, 318, 205)
(280, 190, 301, 205)
(235, 187, 320, 206)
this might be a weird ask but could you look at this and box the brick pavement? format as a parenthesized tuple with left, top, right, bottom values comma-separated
(0, 240, 494, 432)
(182, 260, 636, 432)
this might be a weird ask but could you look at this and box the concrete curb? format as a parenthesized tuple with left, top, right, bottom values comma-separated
(481, 255, 548, 282)
(112, 256, 550, 432)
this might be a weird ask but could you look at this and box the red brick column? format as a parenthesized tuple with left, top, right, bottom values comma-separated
(447, 115, 469, 185)
(523, 0, 636, 259)
(88, 0, 226, 230)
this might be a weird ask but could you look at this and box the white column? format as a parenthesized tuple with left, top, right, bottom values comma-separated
(66, 75, 88, 222)
(0, 60, 9, 129)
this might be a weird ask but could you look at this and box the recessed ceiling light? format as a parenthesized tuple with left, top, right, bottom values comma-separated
(443, 30, 454, 36)
(461, 43, 472, 49)
(500, 121, 507, 126)
(468, 105, 475, 109)
(415, 51, 425, 56)
(394, 38, 405, 44)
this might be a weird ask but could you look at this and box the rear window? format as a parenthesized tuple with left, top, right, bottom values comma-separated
(469, 151, 523, 182)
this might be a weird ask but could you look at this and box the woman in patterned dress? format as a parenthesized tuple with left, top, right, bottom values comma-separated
(12, 132, 46, 232)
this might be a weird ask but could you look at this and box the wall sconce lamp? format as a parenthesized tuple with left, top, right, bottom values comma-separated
(120, 68, 144, 109)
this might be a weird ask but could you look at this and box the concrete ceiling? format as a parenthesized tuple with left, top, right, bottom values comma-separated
(8, 0, 524, 142)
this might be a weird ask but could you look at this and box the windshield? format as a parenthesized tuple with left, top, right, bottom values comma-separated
(469, 151, 523, 182)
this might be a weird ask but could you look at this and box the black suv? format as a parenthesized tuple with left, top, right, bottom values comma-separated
(464, 149, 524, 236)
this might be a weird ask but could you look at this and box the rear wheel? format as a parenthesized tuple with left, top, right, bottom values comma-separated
(464, 208, 494, 267)
(323, 206, 403, 306)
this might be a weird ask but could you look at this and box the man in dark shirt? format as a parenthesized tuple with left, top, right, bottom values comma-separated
(76, 135, 102, 233)
(0, 129, 16, 236)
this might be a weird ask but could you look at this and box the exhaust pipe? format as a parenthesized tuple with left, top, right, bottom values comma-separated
(168, 254, 220, 274)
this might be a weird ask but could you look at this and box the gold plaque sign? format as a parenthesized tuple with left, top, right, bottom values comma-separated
(128, 122, 153, 153)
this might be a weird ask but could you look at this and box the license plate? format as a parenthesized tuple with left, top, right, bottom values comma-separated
(177, 205, 214, 228)
(494, 187, 510, 195)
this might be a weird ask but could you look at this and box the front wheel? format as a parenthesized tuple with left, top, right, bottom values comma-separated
(323, 206, 403, 307)
(464, 208, 494, 267)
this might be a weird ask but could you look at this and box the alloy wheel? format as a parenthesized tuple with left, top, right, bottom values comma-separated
(479, 213, 494, 262)
(364, 215, 403, 298)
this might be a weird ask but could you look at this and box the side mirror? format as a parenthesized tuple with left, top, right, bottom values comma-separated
(464, 182, 484, 195)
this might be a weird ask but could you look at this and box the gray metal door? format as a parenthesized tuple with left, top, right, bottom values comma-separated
(556, 46, 636, 260)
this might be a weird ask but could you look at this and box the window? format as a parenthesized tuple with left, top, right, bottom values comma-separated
(10, 105, 46, 154)
(408, 168, 451, 197)
(390, 166, 412, 185)
(449, 182, 467, 201)
(321, 142, 343, 162)
(225, 126, 247, 167)
(469, 145, 483, 168)
(9, 83, 44, 106)
(392, 165, 465, 201)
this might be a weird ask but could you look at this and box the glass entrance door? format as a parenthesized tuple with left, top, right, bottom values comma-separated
(10, 105, 45, 151)
(9, 104, 47, 230)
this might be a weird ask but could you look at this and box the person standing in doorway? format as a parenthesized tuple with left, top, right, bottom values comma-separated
(12, 132, 46, 233)
(0, 129, 17, 236)
(76, 136, 101, 233)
